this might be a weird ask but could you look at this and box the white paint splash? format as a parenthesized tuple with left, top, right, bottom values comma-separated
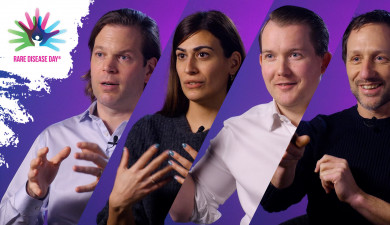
(0, 93, 30, 147)
(0, 0, 92, 167)
(0, 153, 9, 168)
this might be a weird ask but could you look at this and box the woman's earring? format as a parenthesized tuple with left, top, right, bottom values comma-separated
(230, 74, 235, 82)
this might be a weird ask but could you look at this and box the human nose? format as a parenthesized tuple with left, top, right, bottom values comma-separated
(277, 58, 292, 76)
(103, 56, 118, 74)
(184, 55, 198, 75)
(359, 59, 375, 79)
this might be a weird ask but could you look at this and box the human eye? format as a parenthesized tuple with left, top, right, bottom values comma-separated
(197, 51, 210, 58)
(375, 55, 389, 63)
(290, 52, 303, 59)
(95, 52, 103, 58)
(118, 55, 130, 61)
(176, 52, 186, 60)
(350, 56, 361, 64)
(263, 53, 274, 60)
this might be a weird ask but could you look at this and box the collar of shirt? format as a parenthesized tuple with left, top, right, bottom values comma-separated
(78, 101, 128, 157)
(79, 101, 97, 122)
(266, 100, 296, 133)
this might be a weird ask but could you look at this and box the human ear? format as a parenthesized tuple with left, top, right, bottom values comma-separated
(228, 51, 242, 75)
(259, 54, 263, 67)
(144, 57, 158, 84)
(320, 52, 332, 75)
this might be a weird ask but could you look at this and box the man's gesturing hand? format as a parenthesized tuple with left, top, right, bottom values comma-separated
(27, 146, 71, 199)
(280, 134, 310, 168)
(271, 134, 310, 189)
(73, 142, 108, 193)
(315, 154, 361, 203)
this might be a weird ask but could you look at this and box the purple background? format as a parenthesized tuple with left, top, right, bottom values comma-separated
(1, 0, 389, 225)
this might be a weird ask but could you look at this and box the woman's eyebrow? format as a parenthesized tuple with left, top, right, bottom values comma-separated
(193, 46, 214, 51)
(176, 46, 214, 52)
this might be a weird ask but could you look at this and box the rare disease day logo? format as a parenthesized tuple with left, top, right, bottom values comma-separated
(8, 8, 66, 52)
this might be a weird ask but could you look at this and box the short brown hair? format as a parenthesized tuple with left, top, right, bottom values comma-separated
(342, 9, 390, 63)
(82, 8, 161, 101)
(259, 5, 329, 57)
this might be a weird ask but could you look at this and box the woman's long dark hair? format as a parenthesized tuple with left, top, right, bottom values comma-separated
(159, 10, 245, 117)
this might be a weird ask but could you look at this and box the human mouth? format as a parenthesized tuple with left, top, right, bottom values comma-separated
(100, 81, 119, 91)
(278, 83, 296, 86)
(275, 82, 297, 90)
(356, 78, 383, 88)
(359, 83, 383, 96)
(356, 79, 384, 96)
(185, 81, 204, 88)
(101, 81, 119, 86)
(361, 84, 381, 90)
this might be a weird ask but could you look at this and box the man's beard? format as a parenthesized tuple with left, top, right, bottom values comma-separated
(351, 80, 390, 111)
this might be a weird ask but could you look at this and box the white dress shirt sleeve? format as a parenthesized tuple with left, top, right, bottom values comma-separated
(1, 102, 123, 224)
(190, 126, 237, 224)
(0, 131, 49, 225)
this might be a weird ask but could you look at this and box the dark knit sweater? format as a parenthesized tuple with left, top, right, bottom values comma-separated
(261, 106, 390, 225)
(97, 113, 208, 225)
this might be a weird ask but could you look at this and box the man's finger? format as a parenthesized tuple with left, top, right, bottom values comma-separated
(74, 152, 107, 168)
(133, 144, 160, 169)
(119, 147, 130, 171)
(315, 155, 330, 172)
(28, 168, 38, 180)
(319, 162, 347, 175)
(321, 179, 334, 194)
(75, 180, 98, 193)
(36, 147, 49, 160)
(182, 143, 198, 160)
(30, 157, 42, 170)
(73, 165, 102, 177)
(295, 135, 310, 148)
(77, 142, 108, 159)
(51, 146, 71, 165)
(285, 144, 304, 159)
(315, 154, 340, 172)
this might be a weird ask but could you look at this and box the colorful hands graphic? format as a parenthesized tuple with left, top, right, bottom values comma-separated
(8, 8, 66, 51)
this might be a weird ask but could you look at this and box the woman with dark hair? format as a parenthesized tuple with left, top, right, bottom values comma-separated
(97, 10, 245, 225)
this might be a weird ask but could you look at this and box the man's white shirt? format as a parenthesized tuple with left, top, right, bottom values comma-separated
(0, 102, 127, 225)
(190, 100, 296, 225)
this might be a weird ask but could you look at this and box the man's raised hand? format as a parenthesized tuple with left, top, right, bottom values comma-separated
(73, 142, 108, 192)
(27, 146, 71, 199)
